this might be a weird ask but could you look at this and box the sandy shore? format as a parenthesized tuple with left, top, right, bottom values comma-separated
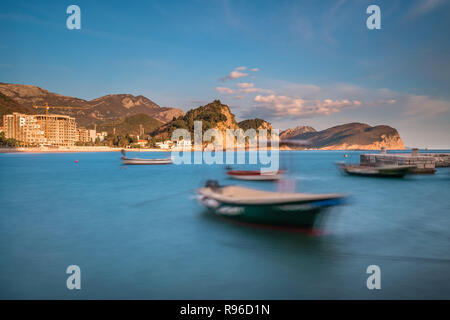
(0, 147, 164, 154)
(0, 146, 413, 154)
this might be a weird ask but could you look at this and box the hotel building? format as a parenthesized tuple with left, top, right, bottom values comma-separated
(2, 112, 77, 146)
(76, 127, 90, 143)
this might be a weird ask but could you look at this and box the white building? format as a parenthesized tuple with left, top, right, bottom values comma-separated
(89, 130, 97, 142)
(155, 140, 173, 149)
(96, 131, 108, 142)
(176, 139, 192, 148)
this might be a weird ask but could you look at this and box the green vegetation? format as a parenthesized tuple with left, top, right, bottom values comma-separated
(238, 118, 271, 131)
(76, 114, 162, 148)
(88, 113, 163, 136)
(154, 100, 236, 137)
(77, 134, 141, 148)
(102, 134, 137, 148)
(0, 132, 20, 147)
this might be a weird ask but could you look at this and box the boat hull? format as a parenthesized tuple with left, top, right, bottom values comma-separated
(226, 170, 284, 181)
(121, 157, 172, 165)
(197, 194, 343, 229)
(227, 174, 284, 181)
(345, 168, 408, 178)
(336, 163, 413, 178)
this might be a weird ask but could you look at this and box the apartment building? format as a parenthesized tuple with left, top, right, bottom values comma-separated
(2, 113, 45, 145)
(76, 127, 90, 143)
(2, 112, 77, 146)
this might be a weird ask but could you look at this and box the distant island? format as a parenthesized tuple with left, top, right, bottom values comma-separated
(280, 123, 405, 150)
(0, 82, 405, 150)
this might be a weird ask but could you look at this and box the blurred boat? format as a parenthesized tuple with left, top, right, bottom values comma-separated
(226, 169, 285, 181)
(336, 162, 414, 178)
(120, 150, 172, 165)
(197, 180, 346, 229)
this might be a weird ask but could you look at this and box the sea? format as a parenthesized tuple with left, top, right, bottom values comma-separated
(0, 150, 449, 299)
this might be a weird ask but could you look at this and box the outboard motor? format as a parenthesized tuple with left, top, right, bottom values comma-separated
(205, 180, 220, 190)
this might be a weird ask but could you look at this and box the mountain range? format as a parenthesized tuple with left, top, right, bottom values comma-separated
(0, 83, 405, 150)
(0, 83, 184, 126)
(280, 125, 316, 139)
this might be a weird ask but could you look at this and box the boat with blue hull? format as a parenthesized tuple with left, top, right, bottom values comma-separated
(197, 181, 346, 229)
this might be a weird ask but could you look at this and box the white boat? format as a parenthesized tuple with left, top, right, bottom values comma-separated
(226, 170, 285, 181)
(121, 150, 172, 165)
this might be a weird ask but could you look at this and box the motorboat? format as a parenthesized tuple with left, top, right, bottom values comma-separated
(197, 180, 346, 229)
(226, 169, 285, 181)
(336, 162, 414, 178)
(120, 149, 172, 165)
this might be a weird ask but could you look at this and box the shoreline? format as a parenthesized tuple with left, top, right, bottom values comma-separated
(0, 147, 160, 154)
(1, 146, 446, 154)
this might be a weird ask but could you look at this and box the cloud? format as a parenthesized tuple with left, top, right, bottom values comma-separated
(250, 68, 259, 72)
(0, 13, 52, 26)
(227, 70, 248, 80)
(253, 94, 362, 118)
(217, 83, 271, 94)
(244, 80, 450, 121)
(217, 67, 450, 125)
(235, 82, 272, 94)
(216, 87, 234, 94)
(406, 0, 446, 20)
(403, 95, 450, 116)
(236, 82, 254, 88)
(221, 67, 249, 81)
(240, 87, 273, 94)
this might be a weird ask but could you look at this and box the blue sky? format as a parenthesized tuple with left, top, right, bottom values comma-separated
(1, 0, 449, 148)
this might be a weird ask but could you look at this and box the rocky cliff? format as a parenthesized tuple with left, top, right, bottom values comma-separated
(153, 99, 239, 140)
(282, 122, 405, 150)
(280, 125, 316, 140)
(238, 118, 272, 131)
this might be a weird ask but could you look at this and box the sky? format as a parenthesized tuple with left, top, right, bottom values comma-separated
(1, 0, 449, 148)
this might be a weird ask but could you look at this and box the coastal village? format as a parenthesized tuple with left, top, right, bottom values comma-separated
(1, 83, 449, 173)
(0, 111, 190, 150)
(0, 83, 405, 151)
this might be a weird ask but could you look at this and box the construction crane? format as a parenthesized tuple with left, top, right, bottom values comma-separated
(32, 103, 86, 142)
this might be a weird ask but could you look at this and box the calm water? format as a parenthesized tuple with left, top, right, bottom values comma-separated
(1, 150, 449, 299)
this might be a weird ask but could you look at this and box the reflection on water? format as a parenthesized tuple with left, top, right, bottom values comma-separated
(0, 151, 449, 299)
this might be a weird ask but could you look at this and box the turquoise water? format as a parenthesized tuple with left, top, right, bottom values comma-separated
(0, 150, 449, 299)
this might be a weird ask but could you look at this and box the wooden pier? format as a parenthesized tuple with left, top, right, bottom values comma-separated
(360, 148, 450, 174)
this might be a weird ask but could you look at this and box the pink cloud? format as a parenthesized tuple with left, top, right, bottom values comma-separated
(253, 94, 362, 117)
(221, 67, 249, 81)
(236, 82, 254, 88)
(216, 87, 234, 94)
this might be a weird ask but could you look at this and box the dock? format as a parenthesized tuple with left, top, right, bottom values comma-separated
(360, 148, 450, 174)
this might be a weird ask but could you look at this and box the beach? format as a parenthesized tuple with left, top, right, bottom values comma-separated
(0, 145, 410, 154)
(0, 146, 163, 153)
